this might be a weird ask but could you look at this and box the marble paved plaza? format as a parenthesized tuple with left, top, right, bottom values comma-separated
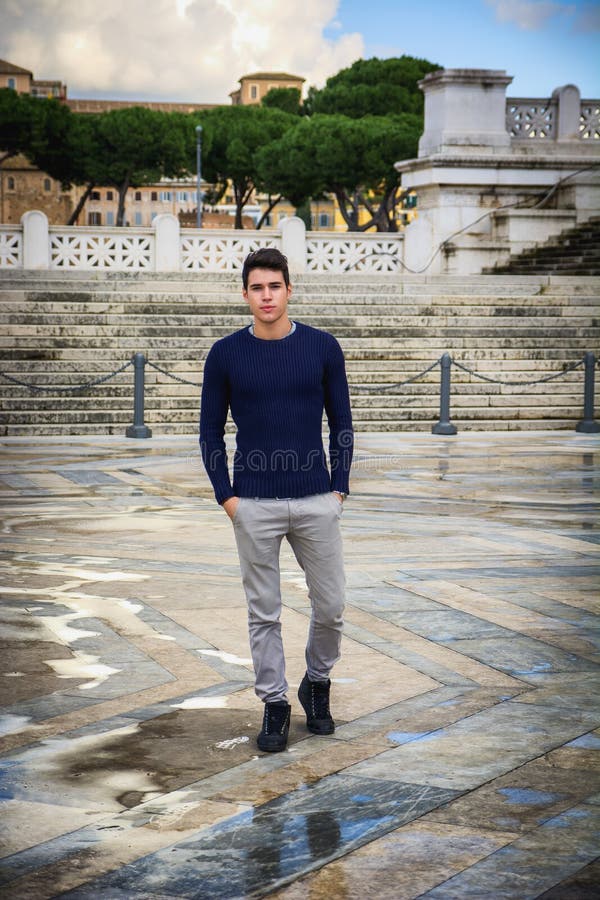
(0, 430, 599, 899)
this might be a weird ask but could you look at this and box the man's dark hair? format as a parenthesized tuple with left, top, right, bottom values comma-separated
(242, 248, 290, 289)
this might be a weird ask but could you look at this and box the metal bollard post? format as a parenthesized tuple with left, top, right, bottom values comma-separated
(576, 351, 600, 433)
(125, 353, 152, 438)
(432, 352, 457, 435)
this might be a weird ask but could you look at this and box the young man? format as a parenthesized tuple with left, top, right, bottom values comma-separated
(200, 248, 353, 753)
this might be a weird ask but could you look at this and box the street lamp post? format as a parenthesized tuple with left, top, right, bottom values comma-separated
(195, 124, 203, 228)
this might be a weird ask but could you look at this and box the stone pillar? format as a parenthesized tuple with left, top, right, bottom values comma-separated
(418, 69, 513, 156)
(553, 84, 581, 140)
(21, 210, 50, 269)
(279, 215, 307, 273)
(153, 213, 180, 271)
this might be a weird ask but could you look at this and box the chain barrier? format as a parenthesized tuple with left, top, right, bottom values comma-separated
(1, 352, 597, 436)
(145, 360, 202, 387)
(0, 359, 133, 393)
(450, 357, 585, 387)
(352, 357, 442, 392)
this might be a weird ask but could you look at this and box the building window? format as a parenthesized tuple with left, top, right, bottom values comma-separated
(7, 77, 15, 90)
(134, 212, 142, 225)
(151, 212, 158, 222)
(319, 213, 330, 227)
(151, 191, 158, 201)
(88, 212, 102, 225)
(250, 84, 258, 100)
(178, 191, 189, 202)
(106, 211, 114, 225)
(106, 190, 113, 201)
(7, 176, 15, 191)
(135, 190, 142, 201)
(91, 190, 101, 200)
(160, 191, 172, 202)
(43, 178, 51, 192)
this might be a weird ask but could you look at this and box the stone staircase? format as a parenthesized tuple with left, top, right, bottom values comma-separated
(490, 217, 600, 276)
(0, 270, 598, 435)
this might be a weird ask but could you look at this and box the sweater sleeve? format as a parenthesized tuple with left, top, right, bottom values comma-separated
(323, 336, 353, 494)
(199, 343, 235, 505)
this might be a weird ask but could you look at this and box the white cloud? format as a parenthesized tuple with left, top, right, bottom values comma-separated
(487, 0, 576, 30)
(0, 0, 364, 102)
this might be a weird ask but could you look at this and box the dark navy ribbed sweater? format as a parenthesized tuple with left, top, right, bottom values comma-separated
(199, 322, 353, 504)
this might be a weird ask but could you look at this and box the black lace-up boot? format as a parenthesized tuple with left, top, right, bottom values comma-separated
(298, 673, 335, 735)
(257, 701, 291, 752)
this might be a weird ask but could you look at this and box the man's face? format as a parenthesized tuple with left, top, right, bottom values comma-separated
(243, 267, 291, 326)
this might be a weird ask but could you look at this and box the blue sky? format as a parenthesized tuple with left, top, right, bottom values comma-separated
(1, 0, 598, 102)
(331, 0, 600, 96)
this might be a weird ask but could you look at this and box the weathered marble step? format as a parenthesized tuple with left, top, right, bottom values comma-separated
(0, 350, 586, 368)
(6, 317, 596, 335)
(1, 313, 589, 336)
(6, 386, 583, 407)
(0, 355, 589, 373)
(517, 246, 600, 259)
(0, 271, 555, 285)
(2, 333, 595, 352)
(4, 291, 580, 307)
(1, 382, 582, 405)
(0, 269, 599, 292)
(4, 344, 590, 362)
(1, 366, 584, 387)
(1, 417, 581, 436)
(3, 291, 589, 310)
(0, 284, 598, 304)
(2, 304, 586, 321)
(7, 281, 553, 298)
(3, 285, 594, 303)
(3, 270, 593, 284)
(2, 403, 582, 429)
(508, 261, 600, 273)
(2, 288, 594, 305)
(2, 299, 594, 317)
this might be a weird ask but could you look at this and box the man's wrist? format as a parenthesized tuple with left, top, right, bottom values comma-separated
(333, 491, 347, 501)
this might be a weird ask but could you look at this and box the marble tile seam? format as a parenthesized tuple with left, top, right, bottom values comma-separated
(376, 584, 600, 647)
(0, 788, 252, 884)
(418, 801, 600, 898)
(341, 607, 529, 690)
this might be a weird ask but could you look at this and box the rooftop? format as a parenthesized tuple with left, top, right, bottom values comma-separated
(0, 58, 32, 76)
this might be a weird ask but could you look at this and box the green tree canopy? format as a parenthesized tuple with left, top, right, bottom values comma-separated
(199, 105, 297, 228)
(0, 89, 76, 182)
(261, 87, 302, 115)
(0, 88, 38, 163)
(92, 107, 192, 225)
(256, 113, 421, 231)
(307, 55, 440, 118)
(0, 91, 99, 224)
(0, 93, 194, 225)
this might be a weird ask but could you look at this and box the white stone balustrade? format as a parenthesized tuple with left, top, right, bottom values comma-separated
(507, 86, 600, 141)
(0, 212, 405, 274)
